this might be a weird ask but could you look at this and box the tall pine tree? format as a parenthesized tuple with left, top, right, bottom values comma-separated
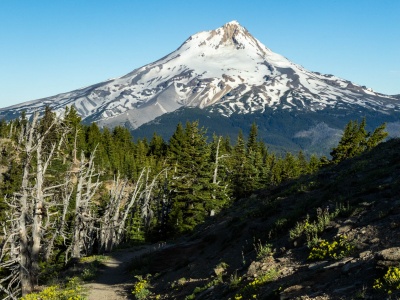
(168, 121, 214, 233)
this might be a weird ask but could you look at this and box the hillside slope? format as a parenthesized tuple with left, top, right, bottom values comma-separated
(128, 138, 400, 299)
(132, 106, 400, 155)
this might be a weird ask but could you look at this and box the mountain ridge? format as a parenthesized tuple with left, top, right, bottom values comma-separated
(0, 21, 398, 134)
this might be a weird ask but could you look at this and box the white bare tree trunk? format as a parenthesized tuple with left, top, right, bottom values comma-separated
(213, 137, 221, 185)
(115, 168, 146, 245)
(0, 113, 61, 297)
(44, 172, 74, 262)
(71, 150, 100, 259)
(99, 174, 127, 252)
(8, 122, 13, 139)
(19, 114, 38, 295)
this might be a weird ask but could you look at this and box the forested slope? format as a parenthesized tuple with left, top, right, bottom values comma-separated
(126, 137, 400, 299)
(0, 107, 390, 299)
(0, 107, 322, 298)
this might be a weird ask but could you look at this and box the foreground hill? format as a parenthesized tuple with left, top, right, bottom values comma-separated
(126, 138, 400, 299)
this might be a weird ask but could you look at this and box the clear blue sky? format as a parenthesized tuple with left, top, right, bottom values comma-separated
(1, 0, 399, 108)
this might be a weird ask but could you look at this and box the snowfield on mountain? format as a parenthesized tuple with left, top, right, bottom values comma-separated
(0, 21, 399, 131)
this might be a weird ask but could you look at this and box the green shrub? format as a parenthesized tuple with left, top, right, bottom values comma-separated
(21, 277, 86, 300)
(229, 271, 242, 289)
(81, 266, 96, 281)
(185, 262, 228, 299)
(373, 266, 400, 295)
(254, 239, 273, 259)
(289, 214, 324, 246)
(308, 235, 354, 260)
(132, 275, 152, 300)
(79, 255, 106, 281)
(235, 268, 279, 299)
(289, 204, 351, 247)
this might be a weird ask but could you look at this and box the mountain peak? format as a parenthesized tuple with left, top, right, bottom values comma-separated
(182, 20, 254, 52)
(0, 21, 399, 134)
(214, 20, 249, 47)
(219, 20, 247, 44)
(221, 20, 245, 31)
(224, 20, 241, 26)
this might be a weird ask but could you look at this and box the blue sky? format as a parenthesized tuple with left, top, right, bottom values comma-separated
(0, 0, 399, 108)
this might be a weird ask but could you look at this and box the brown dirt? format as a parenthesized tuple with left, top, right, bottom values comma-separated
(85, 244, 168, 300)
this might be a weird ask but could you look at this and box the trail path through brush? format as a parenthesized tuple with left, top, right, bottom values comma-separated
(85, 244, 167, 300)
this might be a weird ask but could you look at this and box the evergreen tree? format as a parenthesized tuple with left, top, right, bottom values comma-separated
(63, 106, 85, 162)
(149, 132, 167, 158)
(270, 156, 284, 186)
(330, 119, 364, 163)
(168, 121, 213, 233)
(230, 130, 248, 198)
(168, 122, 185, 162)
(135, 139, 149, 176)
(112, 126, 136, 178)
(221, 135, 232, 154)
(297, 150, 308, 174)
(282, 152, 300, 180)
(247, 122, 259, 153)
(85, 122, 108, 170)
(0, 119, 9, 138)
(101, 127, 114, 174)
(258, 144, 274, 187)
(38, 107, 60, 157)
(230, 125, 265, 198)
(366, 122, 388, 150)
(85, 122, 102, 153)
(308, 154, 321, 173)
(330, 118, 388, 163)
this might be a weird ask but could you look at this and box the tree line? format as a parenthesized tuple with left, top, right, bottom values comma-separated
(0, 106, 387, 298)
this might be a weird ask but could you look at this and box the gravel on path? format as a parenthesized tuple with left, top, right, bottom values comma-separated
(85, 244, 167, 300)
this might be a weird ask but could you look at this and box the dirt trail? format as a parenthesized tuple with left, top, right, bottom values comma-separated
(85, 244, 166, 300)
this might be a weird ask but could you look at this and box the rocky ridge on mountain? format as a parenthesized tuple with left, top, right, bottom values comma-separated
(0, 21, 398, 133)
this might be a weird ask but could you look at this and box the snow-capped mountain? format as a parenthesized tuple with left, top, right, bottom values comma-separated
(0, 21, 399, 130)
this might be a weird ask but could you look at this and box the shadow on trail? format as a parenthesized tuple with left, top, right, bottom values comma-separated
(86, 243, 168, 300)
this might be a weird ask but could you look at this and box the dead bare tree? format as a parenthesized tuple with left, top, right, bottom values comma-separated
(31, 129, 57, 287)
(98, 174, 128, 252)
(140, 168, 168, 228)
(98, 168, 146, 252)
(0, 200, 20, 300)
(41, 128, 73, 263)
(210, 136, 230, 216)
(0, 112, 61, 297)
(98, 167, 169, 253)
(8, 122, 13, 139)
(0, 113, 169, 298)
(70, 150, 101, 259)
